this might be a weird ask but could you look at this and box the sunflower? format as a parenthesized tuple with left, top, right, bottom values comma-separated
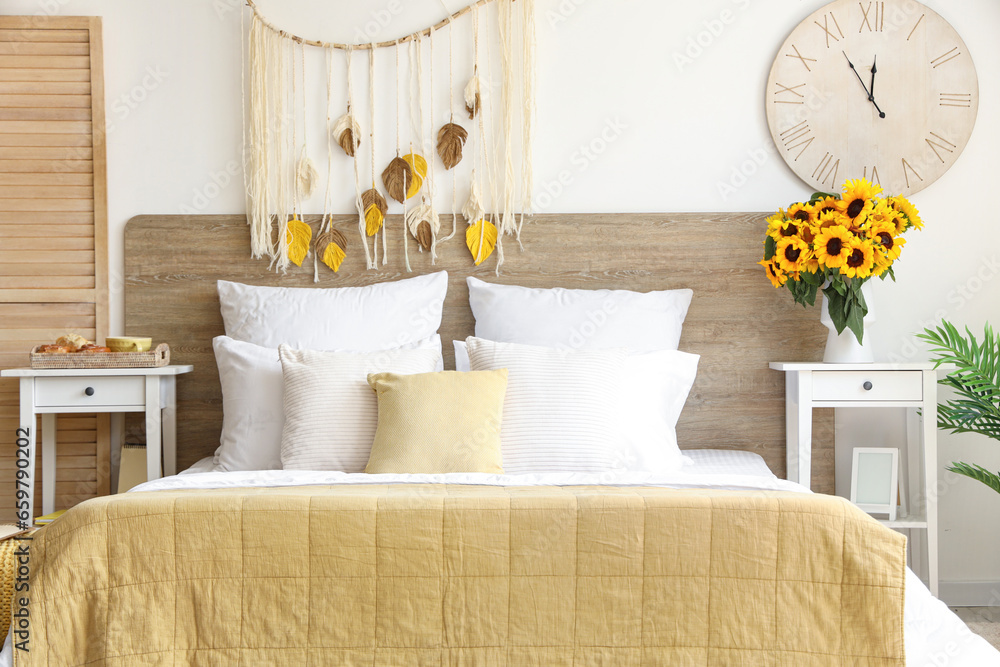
(787, 202, 817, 225)
(813, 195, 845, 218)
(813, 224, 852, 269)
(766, 211, 796, 242)
(841, 238, 876, 279)
(799, 256, 820, 275)
(871, 248, 893, 277)
(869, 221, 906, 261)
(869, 199, 902, 231)
(759, 258, 787, 288)
(775, 236, 812, 273)
(816, 208, 849, 231)
(888, 195, 923, 231)
(841, 178, 882, 222)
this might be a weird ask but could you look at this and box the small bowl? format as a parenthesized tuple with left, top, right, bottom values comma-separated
(106, 336, 153, 353)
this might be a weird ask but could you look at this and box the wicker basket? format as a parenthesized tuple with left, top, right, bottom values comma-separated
(29, 343, 170, 369)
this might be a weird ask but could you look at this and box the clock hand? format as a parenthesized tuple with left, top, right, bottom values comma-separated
(869, 56, 877, 101)
(842, 51, 886, 118)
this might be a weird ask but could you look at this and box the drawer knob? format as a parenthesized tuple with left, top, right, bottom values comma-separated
(862, 381, 873, 391)
(84, 386, 95, 396)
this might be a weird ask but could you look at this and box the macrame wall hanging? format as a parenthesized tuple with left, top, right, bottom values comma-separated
(242, 0, 536, 276)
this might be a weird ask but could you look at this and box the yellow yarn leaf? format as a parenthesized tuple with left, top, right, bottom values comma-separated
(365, 203, 384, 236)
(403, 153, 426, 199)
(285, 218, 312, 267)
(322, 241, 346, 272)
(466, 219, 497, 266)
(403, 153, 428, 179)
(406, 172, 423, 200)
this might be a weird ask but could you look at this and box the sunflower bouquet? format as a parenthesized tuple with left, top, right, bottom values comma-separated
(759, 178, 922, 343)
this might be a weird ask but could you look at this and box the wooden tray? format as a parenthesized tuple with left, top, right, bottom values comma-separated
(30, 343, 170, 369)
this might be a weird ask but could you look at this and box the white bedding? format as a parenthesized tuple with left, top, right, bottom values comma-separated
(175, 448, 778, 478)
(2, 450, 996, 665)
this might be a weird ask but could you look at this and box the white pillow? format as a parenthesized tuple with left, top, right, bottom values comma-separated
(218, 271, 448, 350)
(465, 337, 627, 474)
(279, 344, 442, 472)
(213, 335, 443, 472)
(467, 277, 693, 353)
(213, 336, 284, 471)
(455, 340, 698, 474)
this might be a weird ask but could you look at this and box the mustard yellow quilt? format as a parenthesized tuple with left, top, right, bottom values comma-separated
(13, 485, 906, 665)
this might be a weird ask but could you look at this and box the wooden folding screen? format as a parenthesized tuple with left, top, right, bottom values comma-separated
(0, 16, 109, 519)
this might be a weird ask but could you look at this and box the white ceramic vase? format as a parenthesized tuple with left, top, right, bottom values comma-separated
(820, 282, 875, 364)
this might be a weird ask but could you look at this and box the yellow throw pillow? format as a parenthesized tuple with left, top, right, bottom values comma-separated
(365, 370, 508, 474)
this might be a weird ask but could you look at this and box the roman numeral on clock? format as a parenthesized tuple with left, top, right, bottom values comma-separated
(931, 47, 961, 68)
(939, 93, 972, 108)
(814, 12, 844, 48)
(779, 120, 814, 160)
(785, 44, 817, 72)
(863, 165, 881, 187)
(813, 152, 840, 187)
(859, 2, 884, 32)
(901, 158, 923, 189)
(906, 14, 925, 41)
(925, 132, 956, 163)
(773, 82, 806, 104)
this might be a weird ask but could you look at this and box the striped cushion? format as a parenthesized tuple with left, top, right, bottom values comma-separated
(466, 337, 627, 473)
(364, 370, 508, 474)
(279, 345, 442, 471)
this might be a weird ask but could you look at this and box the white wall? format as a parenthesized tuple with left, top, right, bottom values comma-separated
(4, 0, 999, 595)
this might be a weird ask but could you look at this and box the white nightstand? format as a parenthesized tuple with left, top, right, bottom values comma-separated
(0, 365, 193, 522)
(770, 361, 940, 596)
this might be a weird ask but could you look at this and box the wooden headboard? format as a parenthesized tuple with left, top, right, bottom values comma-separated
(124, 213, 834, 493)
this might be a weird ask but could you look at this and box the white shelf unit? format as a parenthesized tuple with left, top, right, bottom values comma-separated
(770, 361, 940, 597)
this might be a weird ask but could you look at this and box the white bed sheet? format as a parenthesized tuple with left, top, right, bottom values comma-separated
(178, 447, 777, 478)
(2, 451, 996, 666)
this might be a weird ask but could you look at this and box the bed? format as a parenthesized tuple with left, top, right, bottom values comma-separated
(2, 213, 997, 665)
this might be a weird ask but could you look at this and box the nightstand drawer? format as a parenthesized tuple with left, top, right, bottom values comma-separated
(812, 371, 922, 402)
(35, 376, 145, 407)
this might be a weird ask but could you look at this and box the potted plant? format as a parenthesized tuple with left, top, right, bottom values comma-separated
(759, 178, 922, 362)
(918, 321, 1000, 495)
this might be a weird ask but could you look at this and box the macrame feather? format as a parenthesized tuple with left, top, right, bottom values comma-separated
(406, 202, 440, 251)
(382, 157, 413, 204)
(361, 188, 388, 236)
(316, 228, 348, 272)
(331, 113, 361, 157)
(296, 152, 319, 199)
(466, 218, 497, 265)
(464, 76, 481, 119)
(463, 178, 484, 222)
(285, 218, 312, 267)
(402, 153, 426, 199)
(437, 122, 468, 170)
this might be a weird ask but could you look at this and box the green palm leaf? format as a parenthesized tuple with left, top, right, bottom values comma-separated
(919, 321, 1000, 497)
(947, 462, 1000, 495)
(918, 322, 1000, 439)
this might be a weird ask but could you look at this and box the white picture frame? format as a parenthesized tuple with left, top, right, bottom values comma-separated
(850, 447, 899, 522)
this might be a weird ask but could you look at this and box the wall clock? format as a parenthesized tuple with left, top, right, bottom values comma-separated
(766, 0, 978, 196)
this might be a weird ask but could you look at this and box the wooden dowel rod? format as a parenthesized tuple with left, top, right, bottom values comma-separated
(243, 0, 500, 50)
